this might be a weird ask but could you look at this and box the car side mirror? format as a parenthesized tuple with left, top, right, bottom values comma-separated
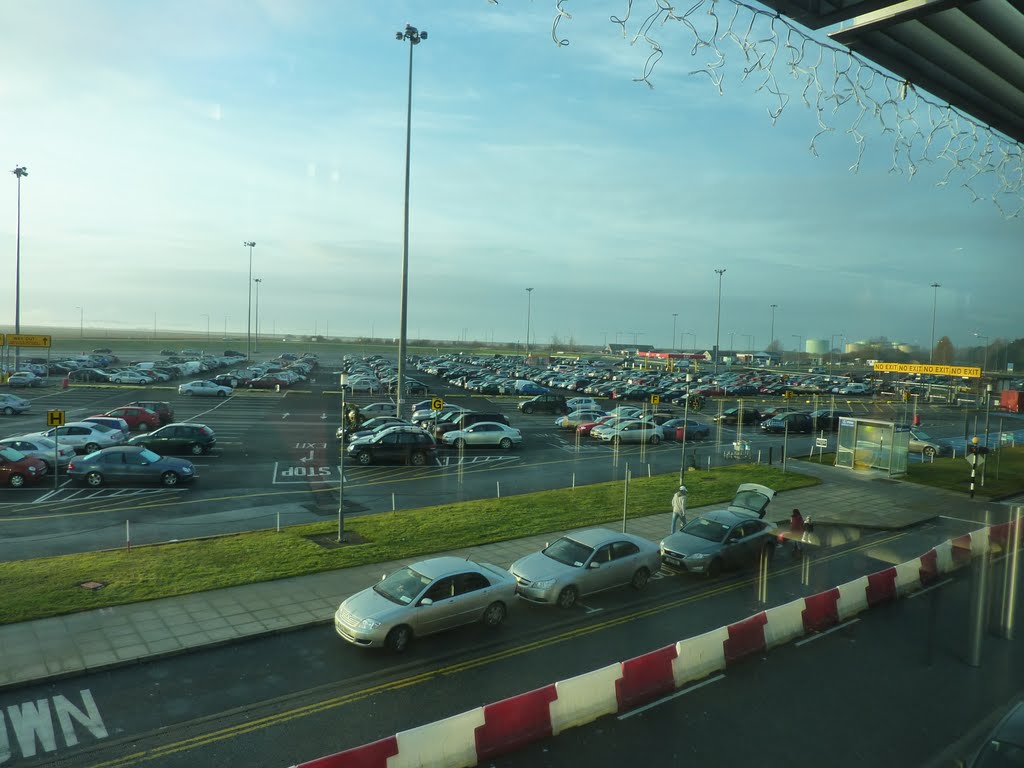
(589, 561, 601, 569)
(419, 597, 433, 607)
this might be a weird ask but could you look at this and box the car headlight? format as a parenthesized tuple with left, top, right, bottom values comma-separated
(532, 578, 556, 590)
(182, 466, 194, 474)
(687, 553, 709, 560)
(358, 617, 382, 631)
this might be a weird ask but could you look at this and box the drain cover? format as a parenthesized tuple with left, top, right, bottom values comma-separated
(79, 581, 106, 591)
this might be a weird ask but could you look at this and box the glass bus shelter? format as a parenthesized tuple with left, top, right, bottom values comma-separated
(834, 417, 911, 477)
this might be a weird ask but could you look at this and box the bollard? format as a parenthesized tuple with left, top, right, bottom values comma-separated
(768, 446, 773, 466)
(496, 481, 501, 499)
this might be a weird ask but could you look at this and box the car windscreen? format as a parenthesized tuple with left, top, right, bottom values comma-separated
(542, 537, 594, 568)
(88, 422, 115, 433)
(373, 566, 432, 605)
(0, 446, 26, 461)
(681, 517, 730, 542)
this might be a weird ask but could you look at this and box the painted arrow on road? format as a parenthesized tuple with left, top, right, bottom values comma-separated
(321, 413, 327, 420)
(299, 449, 315, 463)
(282, 413, 290, 420)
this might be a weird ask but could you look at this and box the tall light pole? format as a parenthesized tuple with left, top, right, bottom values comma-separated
(714, 268, 726, 374)
(684, 330, 696, 350)
(671, 313, 678, 352)
(743, 333, 754, 354)
(525, 287, 534, 357)
(975, 332, 990, 372)
(792, 335, 804, 359)
(929, 282, 941, 362)
(830, 333, 845, 375)
(12, 165, 28, 372)
(201, 313, 210, 345)
(769, 303, 778, 355)
(243, 241, 256, 360)
(395, 23, 427, 418)
(75, 306, 83, 339)
(338, 373, 348, 543)
(223, 315, 229, 339)
(253, 278, 263, 354)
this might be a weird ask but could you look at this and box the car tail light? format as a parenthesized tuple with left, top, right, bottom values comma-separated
(68, 461, 76, 471)
(200, 427, 213, 436)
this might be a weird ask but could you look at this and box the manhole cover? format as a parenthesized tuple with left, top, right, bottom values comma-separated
(79, 581, 106, 591)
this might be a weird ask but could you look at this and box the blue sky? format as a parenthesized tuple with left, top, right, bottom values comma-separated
(1, 0, 1021, 352)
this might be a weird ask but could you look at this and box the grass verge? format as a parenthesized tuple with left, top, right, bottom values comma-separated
(2, 465, 817, 625)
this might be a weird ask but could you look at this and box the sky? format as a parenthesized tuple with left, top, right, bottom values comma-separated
(1, 0, 1021, 353)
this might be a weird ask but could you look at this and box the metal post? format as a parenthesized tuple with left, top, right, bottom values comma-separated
(525, 287, 534, 357)
(243, 241, 256, 360)
(12, 166, 27, 374)
(253, 278, 262, 353)
(714, 268, 726, 375)
(929, 282, 940, 362)
(967, 510, 992, 666)
(983, 385, 992, 486)
(338, 373, 348, 542)
(621, 465, 630, 533)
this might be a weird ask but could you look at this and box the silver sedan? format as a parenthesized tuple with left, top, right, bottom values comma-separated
(600, 419, 663, 445)
(334, 556, 516, 652)
(509, 528, 662, 608)
(178, 380, 233, 397)
(441, 422, 523, 450)
(0, 437, 77, 471)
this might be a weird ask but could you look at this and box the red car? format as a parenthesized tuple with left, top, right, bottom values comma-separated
(576, 415, 615, 437)
(0, 446, 48, 487)
(103, 406, 161, 432)
(249, 375, 288, 389)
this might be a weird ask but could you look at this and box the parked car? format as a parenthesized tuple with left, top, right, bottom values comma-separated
(359, 402, 398, 419)
(0, 446, 48, 487)
(103, 406, 161, 432)
(434, 412, 510, 439)
(509, 528, 661, 608)
(601, 420, 663, 445)
(337, 417, 409, 443)
(67, 446, 197, 487)
(0, 437, 76, 471)
(555, 409, 607, 430)
(127, 423, 216, 455)
(26, 422, 125, 454)
(127, 401, 175, 426)
(760, 412, 814, 434)
(566, 396, 601, 412)
(908, 428, 951, 458)
(248, 375, 288, 390)
(808, 408, 854, 432)
(7, 372, 44, 388)
(108, 370, 150, 385)
(963, 699, 1024, 767)
(69, 368, 110, 383)
(0, 394, 31, 416)
(660, 418, 711, 440)
(518, 393, 569, 415)
(660, 483, 776, 577)
(81, 416, 130, 438)
(714, 406, 762, 426)
(333, 556, 516, 652)
(441, 422, 523, 450)
(178, 380, 233, 397)
(346, 425, 437, 466)
(410, 404, 468, 426)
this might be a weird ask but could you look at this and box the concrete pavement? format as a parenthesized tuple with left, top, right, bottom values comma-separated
(0, 461, 1004, 693)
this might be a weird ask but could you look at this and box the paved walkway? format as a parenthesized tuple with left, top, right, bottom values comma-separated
(0, 463, 1004, 693)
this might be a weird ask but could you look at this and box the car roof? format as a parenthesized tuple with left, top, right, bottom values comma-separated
(410, 557, 482, 579)
(564, 527, 642, 547)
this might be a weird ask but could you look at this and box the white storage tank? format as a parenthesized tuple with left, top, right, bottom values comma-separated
(806, 339, 829, 355)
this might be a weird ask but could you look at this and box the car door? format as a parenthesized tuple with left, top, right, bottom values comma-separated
(451, 571, 494, 626)
(147, 426, 177, 452)
(108, 408, 132, 428)
(122, 449, 155, 483)
(413, 576, 461, 635)
(466, 423, 495, 446)
(719, 523, 751, 568)
(97, 450, 129, 482)
(373, 431, 401, 462)
(608, 541, 643, 587)
(582, 543, 618, 594)
(63, 426, 90, 450)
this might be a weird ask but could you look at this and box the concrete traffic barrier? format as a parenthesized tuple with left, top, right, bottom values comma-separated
(865, 567, 898, 607)
(894, 559, 922, 594)
(615, 644, 678, 712)
(933, 539, 954, 575)
(836, 575, 869, 620)
(723, 612, 767, 666)
(475, 684, 558, 762)
(801, 589, 840, 634)
(763, 598, 807, 647)
(390, 707, 485, 768)
(674, 626, 730, 687)
(292, 735, 398, 768)
(951, 534, 974, 568)
(988, 522, 1011, 553)
(549, 663, 621, 735)
(919, 548, 939, 586)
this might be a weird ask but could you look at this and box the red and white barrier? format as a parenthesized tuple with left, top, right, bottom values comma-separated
(292, 524, 1011, 768)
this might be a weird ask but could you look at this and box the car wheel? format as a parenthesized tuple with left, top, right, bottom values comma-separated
(649, 434, 661, 445)
(112, 378, 122, 384)
(454, 438, 467, 450)
(630, 567, 650, 591)
(410, 451, 427, 467)
(924, 446, 936, 458)
(161, 471, 179, 487)
(385, 625, 412, 653)
(85, 471, 103, 487)
(356, 451, 372, 466)
(498, 437, 513, 450)
(556, 585, 579, 609)
(2, 407, 12, 416)
(8, 473, 25, 488)
(481, 601, 507, 628)
(217, 390, 226, 397)
(85, 443, 100, 454)
(189, 443, 204, 456)
(707, 558, 722, 578)
(185, 390, 194, 396)
(522, 405, 534, 414)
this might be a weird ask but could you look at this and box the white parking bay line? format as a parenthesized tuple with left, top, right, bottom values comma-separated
(795, 618, 860, 647)
(617, 674, 725, 720)
(577, 602, 603, 615)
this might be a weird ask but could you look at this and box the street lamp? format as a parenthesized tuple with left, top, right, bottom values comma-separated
(223, 315, 229, 339)
(12, 165, 27, 372)
(929, 282, 941, 362)
(525, 287, 534, 356)
(243, 241, 256, 360)
(253, 278, 263, 353)
(75, 306, 83, 339)
(830, 333, 845, 375)
(671, 313, 678, 352)
(338, 372, 349, 543)
(714, 268, 726, 374)
(742, 333, 754, 354)
(201, 313, 210, 345)
(684, 330, 696, 350)
(792, 335, 804, 363)
(395, 23, 428, 419)
(769, 304, 778, 355)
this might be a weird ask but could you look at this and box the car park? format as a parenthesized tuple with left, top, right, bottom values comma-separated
(179, 380, 233, 397)
(128, 423, 217, 455)
(441, 422, 523, 450)
(7, 372, 45, 388)
(0, 446, 48, 487)
(509, 528, 661, 608)
(127, 401, 175, 426)
(760, 412, 814, 434)
(333, 556, 515, 652)
(0, 394, 31, 416)
(346, 425, 437, 466)
(103, 406, 161, 432)
(660, 483, 776, 577)
(0, 437, 76, 471)
(26, 422, 125, 454)
(67, 446, 197, 487)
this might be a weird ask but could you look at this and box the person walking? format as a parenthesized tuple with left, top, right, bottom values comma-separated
(671, 485, 688, 534)
(790, 508, 805, 557)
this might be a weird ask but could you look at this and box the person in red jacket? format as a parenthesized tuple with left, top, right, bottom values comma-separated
(790, 508, 805, 556)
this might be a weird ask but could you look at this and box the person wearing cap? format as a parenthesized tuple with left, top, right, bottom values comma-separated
(671, 485, 688, 534)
